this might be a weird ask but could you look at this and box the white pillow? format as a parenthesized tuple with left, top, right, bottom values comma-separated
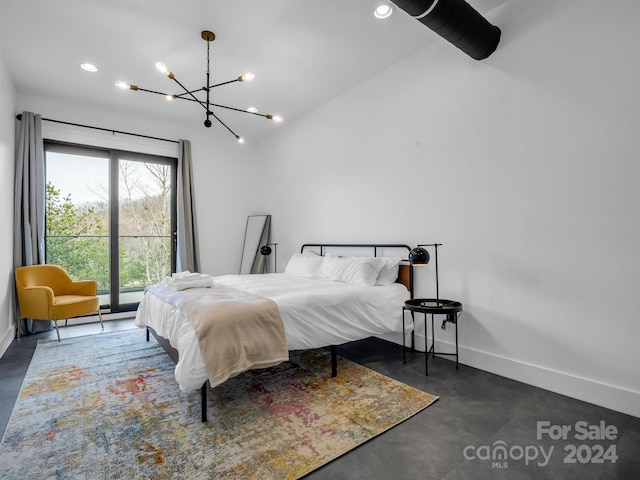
(284, 253, 323, 277)
(374, 257, 402, 286)
(319, 255, 379, 286)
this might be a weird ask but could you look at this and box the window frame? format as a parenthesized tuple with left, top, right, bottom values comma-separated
(44, 140, 178, 312)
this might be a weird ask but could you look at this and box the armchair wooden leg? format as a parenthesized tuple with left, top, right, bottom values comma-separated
(17, 318, 22, 340)
(98, 309, 104, 330)
(53, 316, 61, 342)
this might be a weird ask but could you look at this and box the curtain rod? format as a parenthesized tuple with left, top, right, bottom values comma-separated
(15, 113, 179, 144)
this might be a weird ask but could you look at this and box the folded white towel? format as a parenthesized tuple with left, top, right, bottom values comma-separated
(172, 271, 201, 279)
(163, 272, 213, 291)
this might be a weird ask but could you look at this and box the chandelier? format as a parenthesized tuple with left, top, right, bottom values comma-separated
(116, 30, 282, 143)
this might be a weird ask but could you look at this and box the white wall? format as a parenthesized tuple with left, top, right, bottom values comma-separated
(256, 0, 640, 417)
(0, 51, 16, 356)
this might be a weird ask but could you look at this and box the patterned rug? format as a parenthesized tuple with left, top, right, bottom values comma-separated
(0, 329, 437, 479)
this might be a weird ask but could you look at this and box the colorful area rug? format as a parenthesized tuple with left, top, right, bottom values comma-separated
(0, 329, 437, 479)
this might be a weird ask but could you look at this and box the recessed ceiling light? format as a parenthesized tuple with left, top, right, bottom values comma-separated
(374, 4, 393, 19)
(247, 107, 258, 113)
(80, 63, 98, 72)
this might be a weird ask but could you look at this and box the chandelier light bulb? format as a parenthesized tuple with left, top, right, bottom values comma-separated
(166, 94, 176, 101)
(156, 61, 174, 78)
(115, 81, 138, 91)
(240, 72, 255, 82)
(236, 135, 245, 144)
(247, 107, 258, 113)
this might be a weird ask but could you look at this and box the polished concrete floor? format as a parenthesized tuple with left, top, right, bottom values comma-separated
(1, 319, 638, 479)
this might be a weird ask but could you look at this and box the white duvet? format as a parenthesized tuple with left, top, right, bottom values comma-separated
(134, 273, 411, 391)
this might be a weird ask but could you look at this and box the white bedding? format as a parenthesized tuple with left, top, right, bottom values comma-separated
(135, 273, 412, 391)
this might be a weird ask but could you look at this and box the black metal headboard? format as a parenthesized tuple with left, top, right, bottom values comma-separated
(300, 243, 414, 298)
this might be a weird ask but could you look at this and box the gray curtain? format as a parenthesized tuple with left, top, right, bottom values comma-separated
(13, 111, 51, 334)
(176, 139, 200, 273)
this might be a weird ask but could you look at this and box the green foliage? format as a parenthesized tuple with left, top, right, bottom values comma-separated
(46, 182, 109, 290)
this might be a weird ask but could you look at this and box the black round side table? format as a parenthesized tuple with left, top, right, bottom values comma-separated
(403, 298, 463, 375)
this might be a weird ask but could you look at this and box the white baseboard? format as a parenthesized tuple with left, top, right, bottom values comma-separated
(0, 313, 134, 358)
(0, 324, 14, 359)
(63, 311, 134, 326)
(377, 332, 639, 419)
(461, 343, 640, 419)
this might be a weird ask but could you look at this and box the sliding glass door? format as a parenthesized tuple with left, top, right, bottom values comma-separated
(116, 155, 176, 307)
(45, 142, 177, 312)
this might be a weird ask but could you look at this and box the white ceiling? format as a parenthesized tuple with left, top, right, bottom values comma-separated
(0, 0, 508, 140)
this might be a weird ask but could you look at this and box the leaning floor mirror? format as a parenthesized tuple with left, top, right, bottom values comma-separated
(240, 215, 271, 274)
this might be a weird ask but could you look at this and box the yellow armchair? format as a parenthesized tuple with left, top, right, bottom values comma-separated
(15, 264, 103, 341)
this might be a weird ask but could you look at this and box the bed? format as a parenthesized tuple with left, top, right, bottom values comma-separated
(134, 243, 416, 421)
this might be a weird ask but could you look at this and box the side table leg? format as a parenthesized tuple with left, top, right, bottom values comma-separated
(410, 311, 415, 350)
(455, 312, 459, 369)
(331, 346, 338, 377)
(424, 313, 429, 376)
(402, 307, 406, 364)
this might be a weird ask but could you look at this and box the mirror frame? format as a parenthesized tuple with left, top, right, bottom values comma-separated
(239, 215, 271, 274)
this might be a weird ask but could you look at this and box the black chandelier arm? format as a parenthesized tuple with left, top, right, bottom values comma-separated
(159, 79, 241, 139)
(172, 78, 241, 100)
(132, 79, 209, 114)
(209, 110, 240, 139)
(169, 95, 273, 119)
(207, 78, 241, 89)
(169, 76, 210, 113)
(175, 87, 207, 98)
(135, 86, 174, 97)
(129, 86, 207, 109)
(132, 86, 208, 114)
(208, 102, 272, 119)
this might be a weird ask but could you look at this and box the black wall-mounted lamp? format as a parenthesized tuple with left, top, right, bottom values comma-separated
(260, 243, 278, 273)
(408, 246, 431, 266)
(409, 243, 442, 299)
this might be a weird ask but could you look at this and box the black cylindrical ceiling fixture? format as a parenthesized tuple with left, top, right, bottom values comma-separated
(391, 0, 501, 60)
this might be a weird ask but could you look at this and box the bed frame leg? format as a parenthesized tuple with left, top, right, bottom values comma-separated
(201, 382, 208, 422)
(331, 346, 337, 377)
